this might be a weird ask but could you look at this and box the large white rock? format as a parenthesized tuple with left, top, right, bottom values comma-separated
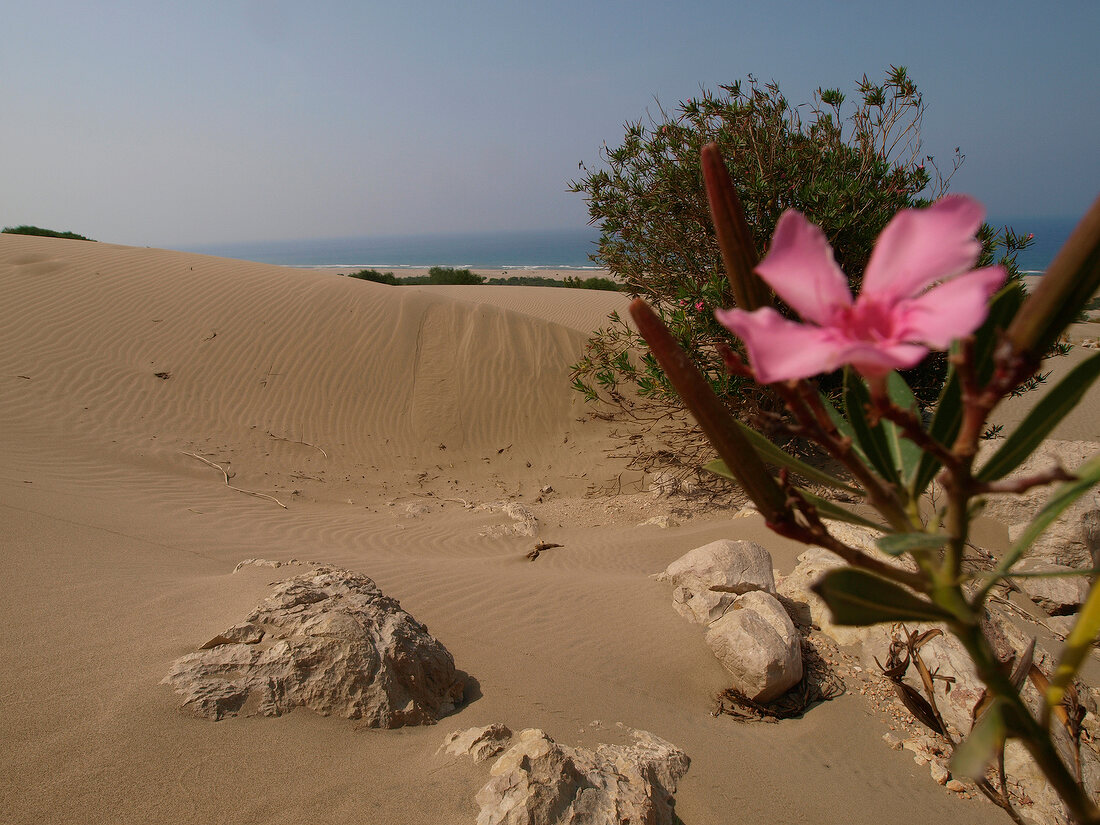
(776, 546, 875, 647)
(704, 590, 803, 703)
(457, 726, 689, 825)
(655, 539, 776, 625)
(162, 565, 465, 727)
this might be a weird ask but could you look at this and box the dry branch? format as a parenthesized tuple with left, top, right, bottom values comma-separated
(182, 451, 287, 509)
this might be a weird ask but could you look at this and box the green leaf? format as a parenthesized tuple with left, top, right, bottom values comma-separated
(711, 423, 859, 493)
(703, 458, 736, 481)
(820, 392, 869, 465)
(950, 699, 1007, 780)
(844, 368, 898, 485)
(797, 488, 890, 531)
(977, 352, 1100, 482)
(977, 454, 1100, 602)
(911, 285, 1025, 497)
(997, 567, 1100, 580)
(875, 532, 948, 556)
(1047, 577, 1100, 710)
(883, 371, 924, 484)
(811, 568, 952, 626)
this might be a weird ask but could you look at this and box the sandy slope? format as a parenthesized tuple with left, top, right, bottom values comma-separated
(1, 233, 1079, 824)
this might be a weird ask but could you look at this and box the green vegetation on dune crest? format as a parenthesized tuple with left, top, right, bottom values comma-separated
(345, 266, 624, 291)
(3, 225, 95, 241)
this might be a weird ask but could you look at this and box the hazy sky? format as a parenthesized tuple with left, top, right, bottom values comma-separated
(2, 0, 1097, 247)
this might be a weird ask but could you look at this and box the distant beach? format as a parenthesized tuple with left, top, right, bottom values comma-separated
(181, 217, 1076, 275)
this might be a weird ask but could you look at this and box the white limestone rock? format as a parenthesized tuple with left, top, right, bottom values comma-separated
(460, 726, 689, 825)
(442, 724, 514, 763)
(1012, 559, 1091, 615)
(162, 565, 465, 727)
(777, 546, 874, 647)
(978, 440, 1100, 568)
(704, 590, 803, 703)
(655, 539, 776, 625)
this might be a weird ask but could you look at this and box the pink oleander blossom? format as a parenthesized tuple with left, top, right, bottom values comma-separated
(715, 195, 1007, 383)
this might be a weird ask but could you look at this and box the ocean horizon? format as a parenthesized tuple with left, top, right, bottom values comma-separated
(182, 227, 604, 271)
(179, 217, 1076, 274)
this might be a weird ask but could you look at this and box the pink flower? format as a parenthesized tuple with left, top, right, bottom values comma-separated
(694, 300, 705, 312)
(715, 195, 1007, 383)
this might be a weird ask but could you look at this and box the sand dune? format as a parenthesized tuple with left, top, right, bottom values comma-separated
(0, 233, 1047, 824)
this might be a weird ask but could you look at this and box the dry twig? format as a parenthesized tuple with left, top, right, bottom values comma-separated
(182, 451, 287, 509)
(266, 431, 329, 458)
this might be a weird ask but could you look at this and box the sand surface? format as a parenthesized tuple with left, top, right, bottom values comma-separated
(2, 234, 1094, 824)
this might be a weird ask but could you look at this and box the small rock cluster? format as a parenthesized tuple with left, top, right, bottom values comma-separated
(655, 539, 802, 703)
(477, 501, 540, 537)
(162, 564, 466, 727)
(443, 724, 689, 825)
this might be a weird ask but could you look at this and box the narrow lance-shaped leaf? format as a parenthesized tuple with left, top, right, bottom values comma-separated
(811, 568, 952, 626)
(707, 422, 859, 493)
(629, 299, 787, 520)
(911, 283, 1026, 497)
(844, 368, 899, 485)
(977, 351, 1100, 482)
(883, 371, 923, 484)
(1047, 577, 1100, 711)
(796, 488, 891, 531)
(950, 698, 1008, 780)
(820, 392, 870, 466)
(876, 532, 948, 557)
(976, 454, 1100, 603)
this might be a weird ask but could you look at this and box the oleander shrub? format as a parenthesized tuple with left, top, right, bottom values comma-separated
(569, 67, 1035, 482)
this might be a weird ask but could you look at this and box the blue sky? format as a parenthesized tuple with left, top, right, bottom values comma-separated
(2, 0, 1097, 247)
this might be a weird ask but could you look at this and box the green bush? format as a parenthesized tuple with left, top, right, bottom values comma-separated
(428, 266, 485, 285)
(563, 275, 624, 291)
(348, 269, 398, 285)
(568, 67, 1034, 477)
(2, 225, 95, 241)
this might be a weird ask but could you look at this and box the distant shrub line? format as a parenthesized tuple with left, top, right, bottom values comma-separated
(345, 266, 624, 291)
(2, 225, 95, 241)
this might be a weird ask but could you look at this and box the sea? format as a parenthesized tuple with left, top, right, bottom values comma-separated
(181, 217, 1076, 274)
(183, 228, 604, 271)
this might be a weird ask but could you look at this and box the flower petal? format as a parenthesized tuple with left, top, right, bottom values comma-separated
(716, 307, 844, 383)
(894, 266, 1008, 349)
(839, 341, 929, 378)
(755, 210, 852, 324)
(863, 195, 985, 302)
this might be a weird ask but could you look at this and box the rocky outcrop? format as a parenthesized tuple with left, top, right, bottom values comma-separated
(447, 725, 689, 825)
(704, 590, 803, 703)
(655, 539, 776, 625)
(442, 724, 515, 763)
(1013, 559, 1092, 615)
(162, 565, 465, 727)
(978, 440, 1100, 569)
